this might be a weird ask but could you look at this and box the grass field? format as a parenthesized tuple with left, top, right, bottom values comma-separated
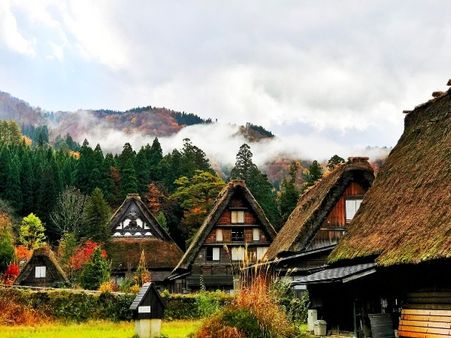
(0, 320, 202, 338)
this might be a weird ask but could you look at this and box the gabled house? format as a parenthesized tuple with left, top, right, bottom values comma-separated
(264, 157, 374, 278)
(168, 180, 277, 292)
(296, 84, 451, 337)
(15, 247, 68, 287)
(106, 193, 183, 285)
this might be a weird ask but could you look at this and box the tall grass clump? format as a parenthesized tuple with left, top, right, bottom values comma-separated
(197, 247, 297, 337)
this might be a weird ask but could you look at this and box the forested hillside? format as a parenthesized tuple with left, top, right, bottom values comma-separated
(1, 120, 328, 253)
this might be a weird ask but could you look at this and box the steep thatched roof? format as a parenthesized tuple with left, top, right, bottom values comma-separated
(329, 87, 451, 266)
(170, 180, 277, 274)
(265, 158, 374, 261)
(107, 193, 183, 272)
(15, 247, 68, 285)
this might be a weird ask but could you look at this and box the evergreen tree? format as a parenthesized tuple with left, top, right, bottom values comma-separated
(20, 153, 34, 215)
(278, 162, 299, 223)
(327, 155, 345, 170)
(181, 138, 212, 177)
(121, 158, 139, 196)
(80, 188, 111, 242)
(79, 247, 110, 290)
(76, 139, 95, 194)
(147, 138, 163, 182)
(135, 146, 151, 195)
(303, 160, 323, 188)
(230, 144, 281, 228)
(5, 156, 22, 212)
(230, 143, 257, 180)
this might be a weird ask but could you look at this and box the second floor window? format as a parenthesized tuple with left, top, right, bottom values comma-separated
(345, 198, 363, 222)
(232, 228, 244, 241)
(231, 210, 244, 223)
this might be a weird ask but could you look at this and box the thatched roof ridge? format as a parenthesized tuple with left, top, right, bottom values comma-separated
(265, 158, 374, 261)
(170, 180, 277, 273)
(329, 87, 451, 266)
(15, 246, 68, 285)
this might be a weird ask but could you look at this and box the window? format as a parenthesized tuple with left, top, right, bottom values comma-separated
(345, 199, 363, 222)
(256, 247, 268, 261)
(231, 210, 245, 223)
(35, 266, 46, 278)
(206, 247, 220, 261)
(252, 228, 260, 241)
(231, 247, 245, 261)
(231, 228, 244, 241)
(216, 229, 223, 242)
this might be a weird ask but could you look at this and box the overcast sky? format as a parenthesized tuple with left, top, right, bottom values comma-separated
(1, 1, 450, 159)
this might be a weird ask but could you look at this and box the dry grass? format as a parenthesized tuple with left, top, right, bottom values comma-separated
(0, 293, 50, 326)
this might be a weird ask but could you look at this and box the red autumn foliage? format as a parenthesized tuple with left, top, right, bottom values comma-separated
(3, 263, 20, 285)
(69, 241, 107, 271)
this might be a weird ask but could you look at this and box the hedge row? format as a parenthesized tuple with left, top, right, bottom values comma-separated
(0, 287, 232, 322)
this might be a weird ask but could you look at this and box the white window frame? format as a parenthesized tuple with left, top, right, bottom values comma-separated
(256, 247, 268, 261)
(212, 247, 220, 261)
(35, 266, 46, 278)
(231, 247, 245, 261)
(345, 198, 363, 222)
(252, 228, 260, 241)
(231, 210, 245, 224)
(216, 229, 223, 242)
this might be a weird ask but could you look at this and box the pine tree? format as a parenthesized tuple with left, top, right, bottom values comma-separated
(79, 247, 110, 290)
(121, 158, 138, 196)
(327, 155, 345, 170)
(0, 213, 15, 272)
(80, 188, 111, 242)
(303, 160, 323, 188)
(278, 162, 299, 222)
(76, 139, 95, 194)
(5, 156, 22, 212)
(135, 146, 151, 195)
(230, 144, 281, 228)
(148, 138, 163, 182)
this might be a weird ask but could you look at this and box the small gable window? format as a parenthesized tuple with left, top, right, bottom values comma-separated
(252, 228, 260, 241)
(206, 247, 220, 261)
(35, 266, 46, 278)
(232, 228, 244, 242)
(216, 229, 223, 242)
(231, 210, 244, 224)
(345, 198, 363, 222)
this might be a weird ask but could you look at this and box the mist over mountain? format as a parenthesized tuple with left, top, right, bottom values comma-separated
(0, 89, 390, 183)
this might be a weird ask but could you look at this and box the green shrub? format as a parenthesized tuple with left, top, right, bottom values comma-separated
(222, 308, 261, 337)
(271, 279, 309, 324)
(79, 247, 110, 290)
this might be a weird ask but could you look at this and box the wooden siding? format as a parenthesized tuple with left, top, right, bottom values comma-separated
(309, 182, 367, 249)
(399, 309, 451, 337)
(204, 228, 268, 244)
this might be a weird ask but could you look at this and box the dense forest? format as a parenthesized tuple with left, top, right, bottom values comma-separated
(0, 120, 335, 252)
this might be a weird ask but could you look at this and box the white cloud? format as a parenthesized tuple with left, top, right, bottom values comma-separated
(2, 0, 451, 155)
(0, 0, 35, 57)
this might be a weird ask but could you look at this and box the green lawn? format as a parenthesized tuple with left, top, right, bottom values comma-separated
(0, 320, 202, 338)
